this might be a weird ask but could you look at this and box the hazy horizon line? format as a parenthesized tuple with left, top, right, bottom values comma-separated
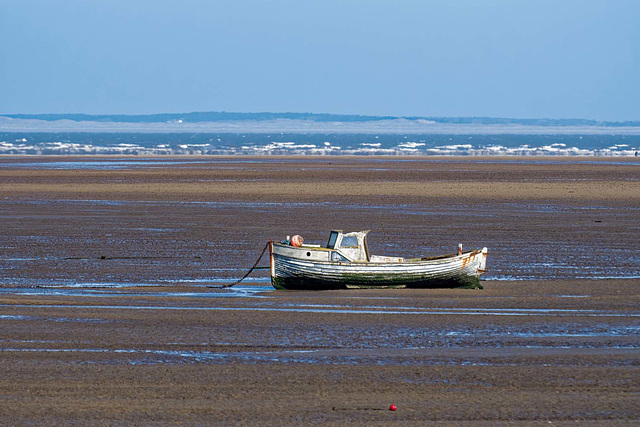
(2, 111, 639, 126)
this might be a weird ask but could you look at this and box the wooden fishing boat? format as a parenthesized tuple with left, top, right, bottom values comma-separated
(269, 230, 488, 290)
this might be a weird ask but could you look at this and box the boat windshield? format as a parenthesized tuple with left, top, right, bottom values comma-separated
(341, 235, 358, 247)
(327, 231, 339, 249)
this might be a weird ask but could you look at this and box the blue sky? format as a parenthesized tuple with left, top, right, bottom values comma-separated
(1, 0, 638, 120)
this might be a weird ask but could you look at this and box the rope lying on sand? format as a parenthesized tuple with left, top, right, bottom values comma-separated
(210, 241, 270, 289)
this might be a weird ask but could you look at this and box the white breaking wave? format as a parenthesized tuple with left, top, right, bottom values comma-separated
(0, 139, 638, 156)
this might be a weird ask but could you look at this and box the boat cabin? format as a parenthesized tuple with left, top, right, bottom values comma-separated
(326, 230, 370, 262)
(276, 230, 407, 264)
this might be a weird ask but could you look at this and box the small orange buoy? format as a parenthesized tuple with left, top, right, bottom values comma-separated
(389, 404, 397, 411)
(291, 235, 304, 247)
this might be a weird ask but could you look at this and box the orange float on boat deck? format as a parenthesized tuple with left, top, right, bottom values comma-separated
(290, 235, 304, 247)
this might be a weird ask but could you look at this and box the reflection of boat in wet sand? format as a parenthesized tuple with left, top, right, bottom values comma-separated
(269, 230, 488, 290)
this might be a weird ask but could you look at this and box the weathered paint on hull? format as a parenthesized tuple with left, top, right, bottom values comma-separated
(271, 247, 486, 290)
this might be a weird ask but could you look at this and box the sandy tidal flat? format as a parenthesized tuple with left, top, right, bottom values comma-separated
(0, 156, 638, 424)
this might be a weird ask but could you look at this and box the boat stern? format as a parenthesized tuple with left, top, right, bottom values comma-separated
(478, 247, 488, 274)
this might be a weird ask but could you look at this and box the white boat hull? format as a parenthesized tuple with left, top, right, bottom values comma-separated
(271, 242, 487, 290)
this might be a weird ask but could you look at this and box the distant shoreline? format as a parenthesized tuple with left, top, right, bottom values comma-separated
(3, 111, 639, 127)
(2, 114, 640, 135)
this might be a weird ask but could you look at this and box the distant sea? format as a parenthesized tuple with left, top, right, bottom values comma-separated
(2, 132, 639, 156)
(1, 113, 640, 156)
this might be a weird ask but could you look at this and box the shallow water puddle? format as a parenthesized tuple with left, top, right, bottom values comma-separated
(4, 160, 196, 170)
(1, 345, 636, 366)
(0, 314, 29, 320)
(2, 303, 638, 317)
(0, 283, 272, 298)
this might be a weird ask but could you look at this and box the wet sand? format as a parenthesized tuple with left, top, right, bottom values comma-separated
(0, 156, 639, 424)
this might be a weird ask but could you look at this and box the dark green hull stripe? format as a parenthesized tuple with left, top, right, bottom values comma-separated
(272, 275, 482, 290)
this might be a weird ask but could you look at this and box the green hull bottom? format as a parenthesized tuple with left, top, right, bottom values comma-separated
(271, 275, 482, 291)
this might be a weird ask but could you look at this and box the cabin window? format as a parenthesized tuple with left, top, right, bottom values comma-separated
(327, 231, 339, 249)
(341, 236, 358, 247)
(331, 251, 350, 262)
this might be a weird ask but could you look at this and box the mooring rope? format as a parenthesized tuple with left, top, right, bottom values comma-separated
(212, 241, 270, 289)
